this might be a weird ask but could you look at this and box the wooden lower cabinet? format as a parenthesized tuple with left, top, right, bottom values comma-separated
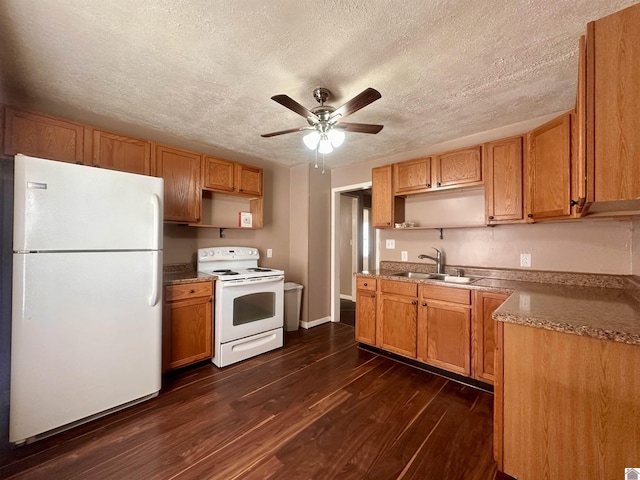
(472, 290, 509, 384)
(495, 322, 640, 479)
(355, 278, 377, 345)
(163, 281, 213, 372)
(376, 280, 418, 358)
(418, 284, 471, 376)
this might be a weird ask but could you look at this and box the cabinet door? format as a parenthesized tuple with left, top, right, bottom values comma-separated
(423, 301, 471, 376)
(484, 136, 524, 224)
(393, 157, 431, 194)
(372, 165, 404, 228)
(4, 107, 84, 163)
(155, 145, 202, 223)
(525, 113, 572, 221)
(433, 146, 482, 189)
(91, 129, 151, 175)
(587, 4, 640, 203)
(377, 293, 417, 358)
(355, 289, 377, 345)
(236, 163, 263, 197)
(472, 291, 508, 384)
(163, 294, 213, 371)
(203, 156, 235, 192)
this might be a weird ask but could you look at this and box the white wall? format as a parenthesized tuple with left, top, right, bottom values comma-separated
(379, 219, 633, 274)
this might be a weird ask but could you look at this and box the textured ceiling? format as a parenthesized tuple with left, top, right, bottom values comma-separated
(0, 0, 638, 168)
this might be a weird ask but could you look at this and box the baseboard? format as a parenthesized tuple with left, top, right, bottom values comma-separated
(339, 294, 353, 301)
(300, 316, 331, 329)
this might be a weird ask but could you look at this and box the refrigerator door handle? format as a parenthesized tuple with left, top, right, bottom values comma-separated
(151, 194, 161, 251)
(149, 251, 161, 307)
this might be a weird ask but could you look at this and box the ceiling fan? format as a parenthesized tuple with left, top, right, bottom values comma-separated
(261, 87, 383, 154)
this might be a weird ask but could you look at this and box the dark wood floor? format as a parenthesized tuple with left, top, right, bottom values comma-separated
(0, 323, 500, 479)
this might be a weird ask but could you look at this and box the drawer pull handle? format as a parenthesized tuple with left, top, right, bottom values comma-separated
(363, 282, 368, 286)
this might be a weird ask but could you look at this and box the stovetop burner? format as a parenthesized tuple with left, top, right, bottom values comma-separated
(213, 269, 239, 275)
(247, 267, 272, 272)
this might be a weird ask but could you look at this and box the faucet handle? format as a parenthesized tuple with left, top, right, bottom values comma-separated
(432, 247, 441, 255)
(454, 268, 464, 277)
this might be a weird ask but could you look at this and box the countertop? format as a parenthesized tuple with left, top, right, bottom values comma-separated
(357, 263, 640, 346)
(163, 264, 215, 286)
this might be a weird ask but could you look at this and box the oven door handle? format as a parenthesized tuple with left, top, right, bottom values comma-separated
(219, 275, 284, 287)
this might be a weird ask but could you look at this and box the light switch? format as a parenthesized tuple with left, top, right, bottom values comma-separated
(401, 251, 408, 261)
(385, 239, 395, 249)
(267, 248, 273, 258)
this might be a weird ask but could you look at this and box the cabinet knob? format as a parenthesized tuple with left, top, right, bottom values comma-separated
(570, 199, 579, 207)
(411, 300, 417, 305)
(527, 214, 533, 218)
(371, 293, 375, 298)
(422, 302, 427, 307)
(488, 215, 494, 220)
(386, 222, 391, 225)
(190, 289, 195, 294)
(427, 183, 431, 188)
(239, 188, 243, 192)
(75, 161, 83, 165)
(437, 182, 441, 187)
(208, 298, 212, 303)
(363, 282, 368, 286)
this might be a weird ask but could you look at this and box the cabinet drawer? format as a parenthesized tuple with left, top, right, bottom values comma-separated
(356, 277, 377, 291)
(165, 281, 213, 302)
(420, 284, 470, 305)
(380, 279, 417, 297)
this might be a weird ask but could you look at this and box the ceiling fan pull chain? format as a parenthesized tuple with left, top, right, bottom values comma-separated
(314, 146, 319, 169)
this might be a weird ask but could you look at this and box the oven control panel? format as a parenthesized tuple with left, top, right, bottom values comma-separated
(198, 247, 260, 261)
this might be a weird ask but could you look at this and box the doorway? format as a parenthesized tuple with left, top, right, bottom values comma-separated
(330, 182, 376, 325)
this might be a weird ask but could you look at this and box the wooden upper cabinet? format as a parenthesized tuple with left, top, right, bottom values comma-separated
(203, 157, 263, 197)
(484, 136, 524, 224)
(393, 157, 431, 195)
(525, 112, 573, 221)
(236, 163, 263, 197)
(155, 144, 202, 223)
(3, 107, 85, 163)
(586, 3, 640, 204)
(203, 156, 235, 192)
(372, 164, 404, 228)
(90, 129, 151, 175)
(433, 146, 482, 189)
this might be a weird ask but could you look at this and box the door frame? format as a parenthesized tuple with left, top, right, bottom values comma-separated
(330, 181, 376, 323)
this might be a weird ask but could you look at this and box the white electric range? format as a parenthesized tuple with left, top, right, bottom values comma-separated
(197, 246, 284, 367)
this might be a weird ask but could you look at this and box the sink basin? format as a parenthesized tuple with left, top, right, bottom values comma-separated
(392, 272, 477, 283)
(392, 272, 436, 279)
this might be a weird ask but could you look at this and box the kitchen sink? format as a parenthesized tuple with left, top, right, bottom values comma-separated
(392, 272, 477, 283)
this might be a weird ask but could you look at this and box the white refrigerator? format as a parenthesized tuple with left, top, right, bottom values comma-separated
(10, 154, 164, 444)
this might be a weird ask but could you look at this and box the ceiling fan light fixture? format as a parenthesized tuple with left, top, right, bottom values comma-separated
(318, 134, 333, 154)
(303, 130, 320, 150)
(328, 128, 345, 148)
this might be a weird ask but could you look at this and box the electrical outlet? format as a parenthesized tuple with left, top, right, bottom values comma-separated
(520, 253, 531, 268)
(401, 251, 408, 261)
(385, 239, 396, 249)
(267, 248, 273, 258)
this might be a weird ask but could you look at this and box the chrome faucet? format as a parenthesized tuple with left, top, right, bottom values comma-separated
(418, 248, 443, 274)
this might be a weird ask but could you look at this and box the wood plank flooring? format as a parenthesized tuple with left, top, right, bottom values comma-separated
(0, 323, 500, 479)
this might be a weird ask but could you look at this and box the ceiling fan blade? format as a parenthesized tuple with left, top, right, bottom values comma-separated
(261, 126, 313, 138)
(335, 122, 384, 134)
(271, 94, 318, 121)
(329, 88, 381, 121)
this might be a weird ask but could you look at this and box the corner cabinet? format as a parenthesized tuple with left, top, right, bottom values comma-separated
(472, 290, 508, 384)
(484, 136, 524, 224)
(155, 144, 202, 223)
(584, 3, 640, 206)
(163, 281, 213, 372)
(3, 106, 85, 163)
(355, 277, 377, 345)
(372, 165, 404, 228)
(203, 157, 263, 197)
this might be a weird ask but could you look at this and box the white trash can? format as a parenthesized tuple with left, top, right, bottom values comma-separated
(283, 282, 303, 331)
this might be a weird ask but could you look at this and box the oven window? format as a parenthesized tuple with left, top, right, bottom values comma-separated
(233, 292, 275, 326)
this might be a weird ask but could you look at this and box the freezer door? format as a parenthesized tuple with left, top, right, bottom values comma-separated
(13, 154, 163, 251)
(10, 250, 162, 443)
